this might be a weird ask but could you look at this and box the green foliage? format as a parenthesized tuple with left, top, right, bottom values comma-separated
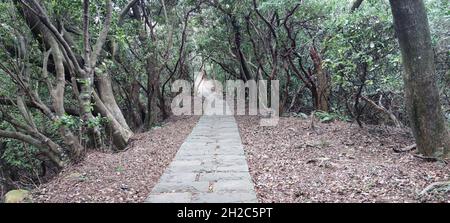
(54, 114, 80, 130)
(315, 111, 350, 123)
(86, 115, 109, 129)
(323, 0, 402, 94)
(53, 113, 108, 132)
(1, 139, 41, 172)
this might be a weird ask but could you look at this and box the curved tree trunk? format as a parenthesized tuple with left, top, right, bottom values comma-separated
(96, 73, 131, 131)
(14, 2, 85, 161)
(390, 0, 450, 157)
(16, 0, 133, 153)
(92, 92, 133, 150)
(49, 45, 85, 160)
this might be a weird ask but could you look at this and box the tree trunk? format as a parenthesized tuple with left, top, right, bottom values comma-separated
(96, 72, 131, 131)
(144, 55, 160, 129)
(390, 0, 450, 157)
(129, 80, 145, 129)
(92, 92, 132, 150)
(351, 0, 364, 12)
(232, 17, 252, 81)
(13, 3, 85, 161)
(310, 47, 330, 112)
(47, 45, 85, 160)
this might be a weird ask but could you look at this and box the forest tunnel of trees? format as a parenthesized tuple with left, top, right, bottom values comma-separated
(0, 0, 449, 200)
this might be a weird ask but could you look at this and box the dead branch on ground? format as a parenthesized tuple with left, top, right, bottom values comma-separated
(393, 144, 416, 153)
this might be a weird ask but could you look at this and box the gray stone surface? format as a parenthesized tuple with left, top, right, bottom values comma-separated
(147, 192, 193, 203)
(145, 96, 257, 203)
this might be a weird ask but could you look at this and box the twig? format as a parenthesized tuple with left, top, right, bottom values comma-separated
(419, 180, 450, 196)
(393, 144, 416, 153)
(413, 154, 448, 164)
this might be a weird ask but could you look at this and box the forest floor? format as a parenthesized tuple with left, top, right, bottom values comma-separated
(236, 116, 450, 203)
(31, 114, 450, 203)
(32, 116, 200, 203)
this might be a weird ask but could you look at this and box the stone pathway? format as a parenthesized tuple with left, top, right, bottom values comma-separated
(145, 95, 257, 203)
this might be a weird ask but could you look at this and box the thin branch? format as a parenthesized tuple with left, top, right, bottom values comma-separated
(119, 0, 140, 25)
(18, 0, 82, 74)
(0, 129, 44, 149)
(91, 0, 113, 68)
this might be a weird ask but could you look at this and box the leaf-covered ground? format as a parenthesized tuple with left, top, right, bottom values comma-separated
(32, 116, 200, 203)
(236, 116, 450, 203)
(31, 114, 449, 203)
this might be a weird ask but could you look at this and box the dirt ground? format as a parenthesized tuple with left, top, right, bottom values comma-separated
(32, 116, 199, 203)
(236, 116, 450, 203)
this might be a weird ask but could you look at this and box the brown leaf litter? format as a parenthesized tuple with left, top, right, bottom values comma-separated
(32, 116, 199, 203)
(236, 116, 450, 203)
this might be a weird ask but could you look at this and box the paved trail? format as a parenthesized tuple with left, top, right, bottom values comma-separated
(146, 96, 257, 203)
